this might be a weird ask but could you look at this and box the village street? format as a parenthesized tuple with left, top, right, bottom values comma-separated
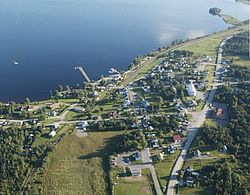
(166, 36, 231, 195)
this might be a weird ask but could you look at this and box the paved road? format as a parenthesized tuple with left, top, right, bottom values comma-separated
(216, 36, 233, 64)
(166, 35, 233, 195)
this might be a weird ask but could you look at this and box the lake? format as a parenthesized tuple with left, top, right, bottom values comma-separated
(0, 0, 248, 102)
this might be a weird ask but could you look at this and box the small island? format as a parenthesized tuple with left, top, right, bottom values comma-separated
(209, 7, 240, 25)
(209, 7, 221, 16)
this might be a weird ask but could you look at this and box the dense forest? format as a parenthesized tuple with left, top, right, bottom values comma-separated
(223, 31, 249, 56)
(194, 83, 250, 194)
(0, 126, 51, 194)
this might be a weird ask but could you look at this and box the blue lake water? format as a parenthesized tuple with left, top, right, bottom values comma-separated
(0, 0, 249, 102)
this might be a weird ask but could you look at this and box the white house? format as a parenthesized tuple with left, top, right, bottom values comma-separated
(187, 81, 197, 96)
(49, 130, 56, 137)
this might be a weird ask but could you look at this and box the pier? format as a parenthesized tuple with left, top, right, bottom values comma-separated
(74, 66, 91, 82)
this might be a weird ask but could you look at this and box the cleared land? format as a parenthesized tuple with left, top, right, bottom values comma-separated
(155, 150, 181, 191)
(224, 54, 250, 67)
(179, 23, 248, 61)
(43, 131, 124, 195)
(113, 169, 153, 195)
(219, 14, 240, 25)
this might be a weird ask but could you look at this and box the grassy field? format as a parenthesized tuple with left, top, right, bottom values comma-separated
(204, 64, 216, 88)
(43, 131, 124, 195)
(155, 150, 181, 190)
(225, 54, 250, 67)
(122, 59, 161, 86)
(179, 147, 228, 195)
(219, 14, 240, 25)
(178, 23, 249, 61)
(32, 125, 69, 147)
(113, 169, 153, 195)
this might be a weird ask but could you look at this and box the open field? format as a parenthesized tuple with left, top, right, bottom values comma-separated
(155, 150, 181, 191)
(204, 64, 216, 88)
(224, 54, 250, 67)
(178, 23, 249, 61)
(43, 131, 124, 195)
(219, 14, 240, 25)
(122, 59, 161, 86)
(113, 169, 153, 195)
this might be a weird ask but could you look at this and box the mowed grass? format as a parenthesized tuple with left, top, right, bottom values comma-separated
(43, 131, 124, 195)
(122, 59, 161, 86)
(114, 169, 152, 195)
(178, 23, 249, 61)
(180, 36, 221, 61)
(225, 54, 250, 67)
(155, 150, 181, 190)
(204, 64, 216, 88)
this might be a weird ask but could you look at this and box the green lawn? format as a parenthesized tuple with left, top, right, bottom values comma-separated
(179, 186, 212, 195)
(195, 100, 205, 111)
(32, 125, 70, 147)
(204, 64, 216, 88)
(64, 110, 83, 121)
(58, 98, 79, 104)
(42, 131, 124, 195)
(155, 150, 181, 190)
(225, 54, 250, 67)
(219, 14, 240, 25)
(122, 59, 161, 86)
(113, 169, 153, 195)
(178, 23, 249, 61)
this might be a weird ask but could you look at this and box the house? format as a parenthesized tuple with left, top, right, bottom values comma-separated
(148, 126, 154, 131)
(173, 135, 181, 144)
(78, 121, 88, 128)
(49, 130, 56, 137)
(124, 100, 131, 107)
(140, 99, 149, 108)
(49, 110, 57, 117)
(129, 167, 141, 176)
(215, 108, 223, 117)
(132, 152, 141, 161)
(148, 139, 160, 148)
(222, 145, 228, 152)
(142, 86, 151, 92)
(71, 107, 85, 113)
(194, 150, 201, 157)
(167, 145, 176, 154)
(109, 112, 118, 118)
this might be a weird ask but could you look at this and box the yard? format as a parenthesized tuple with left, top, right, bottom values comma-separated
(113, 168, 153, 195)
(224, 54, 250, 67)
(42, 131, 124, 195)
(154, 150, 181, 191)
(204, 64, 216, 88)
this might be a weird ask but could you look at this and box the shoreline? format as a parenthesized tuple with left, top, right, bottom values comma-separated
(1, 20, 249, 104)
